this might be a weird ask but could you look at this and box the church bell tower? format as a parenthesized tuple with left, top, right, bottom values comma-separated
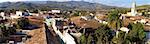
(131, 0, 137, 16)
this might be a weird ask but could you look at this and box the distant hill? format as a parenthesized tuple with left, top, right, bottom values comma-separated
(137, 5, 150, 9)
(0, 1, 116, 11)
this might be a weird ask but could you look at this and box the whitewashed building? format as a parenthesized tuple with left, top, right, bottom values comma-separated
(0, 12, 6, 19)
(10, 15, 21, 19)
(0, 12, 5, 17)
(51, 10, 61, 13)
(16, 11, 23, 16)
(30, 13, 39, 16)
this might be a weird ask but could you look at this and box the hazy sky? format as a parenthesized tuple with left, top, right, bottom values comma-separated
(0, 0, 150, 7)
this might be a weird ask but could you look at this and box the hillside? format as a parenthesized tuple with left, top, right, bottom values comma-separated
(0, 1, 116, 11)
(137, 5, 150, 9)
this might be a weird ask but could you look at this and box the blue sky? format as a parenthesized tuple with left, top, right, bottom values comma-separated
(0, 0, 150, 7)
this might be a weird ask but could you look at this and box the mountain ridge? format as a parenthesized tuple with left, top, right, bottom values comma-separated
(0, 1, 116, 11)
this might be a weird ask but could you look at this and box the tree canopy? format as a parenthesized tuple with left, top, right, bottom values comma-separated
(17, 17, 30, 29)
(0, 24, 16, 37)
(126, 23, 146, 44)
(108, 9, 123, 30)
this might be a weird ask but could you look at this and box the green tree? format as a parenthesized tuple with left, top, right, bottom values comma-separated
(80, 24, 114, 44)
(126, 23, 146, 44)
(87, 34, 92, 44)
(80, 34, 87, 44)
(17, 17, 30, 29)
(0, 24, 16, 37)
(108, 9, 123, 30)
(112, 31, 127, 44)
(73, 11, 90, 16)
(112, 23, 146, 44)
(142, 11, 150, 17)
(95, 24, 113, 44)
(73, 11, 80, 16)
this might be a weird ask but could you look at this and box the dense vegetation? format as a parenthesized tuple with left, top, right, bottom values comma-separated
(79, 10, 146, 44)
(0, 24, 16, 37)
(108, 9, 123, 30)
(17, 17, 30, 29)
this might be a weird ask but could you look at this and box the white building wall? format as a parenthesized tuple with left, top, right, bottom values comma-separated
(16, 11, 22, 16)
(51, 10, 60, 13)
(0, 12, 5, 17)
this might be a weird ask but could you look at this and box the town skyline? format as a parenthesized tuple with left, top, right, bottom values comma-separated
(0, 0, 150, 44)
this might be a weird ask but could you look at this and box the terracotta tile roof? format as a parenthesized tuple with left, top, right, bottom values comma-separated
(71, 16, 100, 29)
(25, 26, 47, 44)
(96, 15, 107, 21)
(126, 16, 145, 20)
(123, 18, 135, 27)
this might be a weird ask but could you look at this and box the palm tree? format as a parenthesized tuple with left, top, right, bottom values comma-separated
(108, 9, 123, 38)
(108, 9, 125, 44)
(107, 9, 122, 31)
